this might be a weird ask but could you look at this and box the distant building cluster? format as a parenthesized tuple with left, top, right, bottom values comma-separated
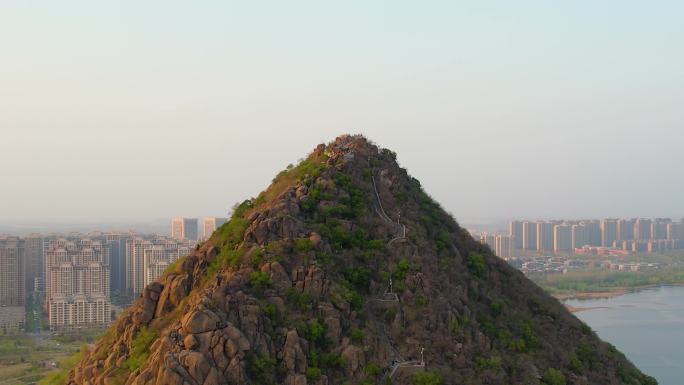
(125, 235, 195, 297)
(506, 255, 587, 274)
(505, 218, 684, 254)
(600, 261, 660, 272)
(172, 217, 228, 241)
(478, 233, 514, 259)
(0, 216, 227, 332)
(505, 254, 662, 275)
(478, 218, 684, 274)
(171, 218, 199, 241)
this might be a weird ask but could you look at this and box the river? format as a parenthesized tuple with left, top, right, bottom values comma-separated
(565, 286, 684, 385)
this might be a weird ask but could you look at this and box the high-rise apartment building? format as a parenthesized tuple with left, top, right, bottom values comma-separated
(142, 242, 192, 288)
(601, 219, 618, 247)
(667, 222, 683, 241)
(634, 218, 652, 241)
(536, 221, 554, 252)
(44, 237, 111, 330)
(571, 224, 586, 249)
(0, 237, 25, 306)
(651, 219, 670, 240)
(171, 218, 199, 241)
(203, 217, 228, 240)
(495, 235, 513, 259)
(24, 234, 43, 293)
(126, 237, 149, 297)
(126, 236, 195, 297)
(553, 225, 572, 252)
(522, 221, 537, 251)
(617, 219, 635, 241)
(509, 221, 523, 250)
(105, 233, 130, 295)
(583, 220, 601, 247)
(143, 246, 168, 288)
(480, 233, 497, 252)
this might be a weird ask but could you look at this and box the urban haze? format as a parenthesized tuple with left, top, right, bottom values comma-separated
(2, 1, 684, 228)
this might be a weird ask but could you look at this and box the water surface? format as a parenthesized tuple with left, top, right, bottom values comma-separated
(565, 286, 684, 385)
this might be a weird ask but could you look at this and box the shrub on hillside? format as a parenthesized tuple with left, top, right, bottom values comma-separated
(125, 327, 159, 371)
(542, 368, 566, 385)
(412, 371, 443, 385)
(467, 252, 487, 278)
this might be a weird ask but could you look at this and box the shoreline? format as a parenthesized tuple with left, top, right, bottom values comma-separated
(565, 305, 611, 313)
(555, 288, 630, 301)
(554, 284, 684, 313)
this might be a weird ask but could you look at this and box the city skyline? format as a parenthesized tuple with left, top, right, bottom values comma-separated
(0, 213, 682, 334)
(6, 214, 684, 238)
(0, 230, 198, 333)
(480, 217, 684, 258)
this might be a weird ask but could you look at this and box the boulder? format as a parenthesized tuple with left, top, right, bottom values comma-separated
(134, 282, 164, 325)
(184, 334, 199, 350)
(285, 374, 308, 385)
(324, 316, 341, 345)
(295, 185, 308, 200)
(202, 367, 222, 385)
(265, 296, 286, 315)
(129, 367, 154, 385)
(283, 329, 307, 374)
(212, 345, 229, 373)
(308, 232, 322, 249)
(179, 351, 211, 384)
(261, 261, 291, 291)
(182, 310, 221, 334)
(253, 221, 270, 244)
(156, 352, 196, 385)
(155, 366, 188, 385)
(205, 246, 218, 262)
(302, 266, 328, 297)
(341, 345, 365, 377)
(280, 216, 301, 240)
(224, 324, 251, 353)
(225, 357, 248, 384)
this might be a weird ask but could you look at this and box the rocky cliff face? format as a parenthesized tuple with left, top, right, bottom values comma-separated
(68, 135, 656, 385)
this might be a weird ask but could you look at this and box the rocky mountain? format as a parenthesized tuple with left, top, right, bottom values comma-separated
(67, 135, 656, 385)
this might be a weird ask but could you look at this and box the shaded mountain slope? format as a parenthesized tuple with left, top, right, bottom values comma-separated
(68, 135, 656, 385)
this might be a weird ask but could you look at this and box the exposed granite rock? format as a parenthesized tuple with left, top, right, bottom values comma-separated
(156, 274, 191, 318)
(260, 261, 291, 291)
(283, 329, 307, 374)
(184, 334, 199, 350)
(133, 282, 163, 325)
(341, 345, 365, 377)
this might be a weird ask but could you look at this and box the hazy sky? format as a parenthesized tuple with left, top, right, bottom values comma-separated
(2, 1, 683, 225)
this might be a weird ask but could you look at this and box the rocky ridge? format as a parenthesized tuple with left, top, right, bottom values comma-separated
(67, 135, 656, 385)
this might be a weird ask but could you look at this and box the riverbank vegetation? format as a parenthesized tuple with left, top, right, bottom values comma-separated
(532, 269, 684, 298)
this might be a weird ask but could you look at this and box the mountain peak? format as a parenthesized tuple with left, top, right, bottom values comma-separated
(67, 135, 656, 385)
